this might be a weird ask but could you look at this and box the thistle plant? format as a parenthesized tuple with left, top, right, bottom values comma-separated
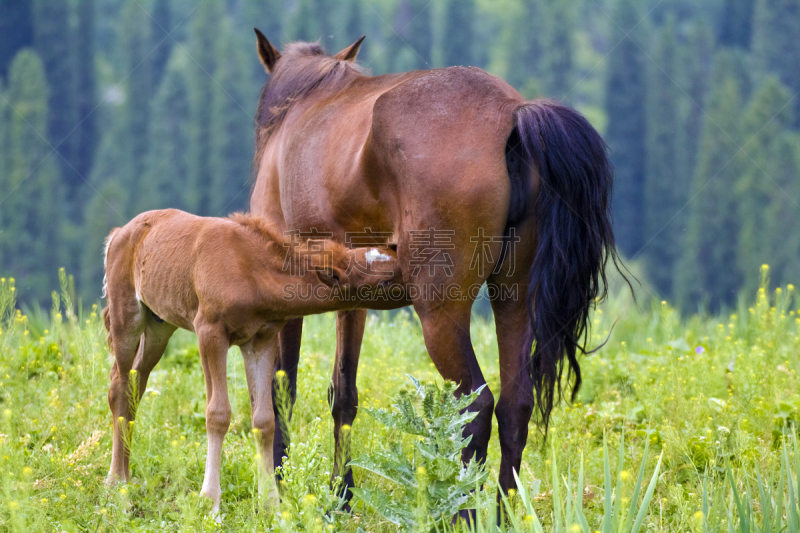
(349, 376, 489, 530)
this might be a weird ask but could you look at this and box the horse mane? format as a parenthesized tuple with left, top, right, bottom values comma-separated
(253, 42, 363, 172)
(229, 212, 349, 263)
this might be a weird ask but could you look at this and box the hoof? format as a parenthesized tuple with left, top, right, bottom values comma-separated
(453, 508, 477, 528)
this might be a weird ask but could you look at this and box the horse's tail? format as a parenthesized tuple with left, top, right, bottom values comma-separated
(511, 99, 619, 433)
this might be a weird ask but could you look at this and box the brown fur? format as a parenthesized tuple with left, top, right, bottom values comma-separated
(250, 32, 619, 512)
(102, 209, 399, 512)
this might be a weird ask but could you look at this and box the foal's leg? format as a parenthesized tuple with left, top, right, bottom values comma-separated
(329, 309, 367, 502)
(106, 298, 146, 484)
(132, 314, 177, 402)
(273, 317, 302, 470)
(242, 331, 281, 508)
(195, 320, 232, 513)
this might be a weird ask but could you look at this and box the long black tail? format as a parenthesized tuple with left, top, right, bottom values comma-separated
(512, 99, 619, 432)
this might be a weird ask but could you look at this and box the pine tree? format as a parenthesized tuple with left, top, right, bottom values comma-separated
(442, 0, 474, 67)
(345, 0, 367, 58)
(735, 77, 795, 293)
(72, 0, 98, 206)
(678, 20, 713, 196)
(0, 80, 9, 266)
(316, 0, 335, 50)
(288, 0, 320, 42)
(119, 0, 152, 201)
(505, 0, 546, 93)
(243, 0, 284, 45)
(81, 180, 127, 303)
(763, 132, 800, 285)
(209, 17, 253, 216)
(33, 0, 77, 195)
(4, 49, 62, 301)
(718, 0, 756, 49)
(644, 17, 680, 298)
(393, 0, 433, 71)
(138, 49, 191, 214)
(676, 51, 747, 312)
(751, 0, 800, 128)
(150, 0, 173, 89)
(0, 0, 35, 81)
(605, 0, 647, 258)
(187, 1, 223, 215)
(543, 0, 573, 101)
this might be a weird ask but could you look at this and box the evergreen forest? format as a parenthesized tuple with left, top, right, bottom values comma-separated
(0, 0, 798, 312)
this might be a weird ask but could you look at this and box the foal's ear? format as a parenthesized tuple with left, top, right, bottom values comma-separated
(254, 28, 281, 72)
(333, 36, 365, 62)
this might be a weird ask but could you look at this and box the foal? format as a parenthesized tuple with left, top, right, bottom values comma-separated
(102, 209, 398, 512)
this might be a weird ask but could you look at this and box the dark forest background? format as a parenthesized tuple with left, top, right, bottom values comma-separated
(0, 0, 798, 313)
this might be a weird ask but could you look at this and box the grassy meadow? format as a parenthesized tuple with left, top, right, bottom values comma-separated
(1, 266, 800, 532)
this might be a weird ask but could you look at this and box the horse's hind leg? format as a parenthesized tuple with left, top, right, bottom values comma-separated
(105, 298, 146, 484)
(489, 217, 537, 497)
(329, 309, 367, 503)
(414, 302, 495, 465)
(489, 285, 534, 495)
(132, 313, 176, 402)
(273, 317, 302, 471)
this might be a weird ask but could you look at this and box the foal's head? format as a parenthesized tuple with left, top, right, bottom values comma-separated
(230, 213, 400, 303)
(252, 30, 365, 145)
(293, 239, 401, 300)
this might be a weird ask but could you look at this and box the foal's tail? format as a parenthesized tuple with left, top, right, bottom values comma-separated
(511, 99, 621, 433)
(102, 228, 120, 352)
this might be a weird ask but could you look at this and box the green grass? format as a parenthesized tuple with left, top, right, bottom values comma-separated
(1, 265, 800, 531)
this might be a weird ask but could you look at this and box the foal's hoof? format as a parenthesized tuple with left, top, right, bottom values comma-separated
(104, 473, 126, 487)
(453, 508, 477, 528)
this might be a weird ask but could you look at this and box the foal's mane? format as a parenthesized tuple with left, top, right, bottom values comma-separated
(229, 212, 348, 262)
(253, 42, 362, 168)
(229, 212, 288, 257)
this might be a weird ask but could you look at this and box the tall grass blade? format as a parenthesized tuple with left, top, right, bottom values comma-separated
(565, 470, 573, 531)
(613, 429, 625, 533)
(512, 468, 544, 533)
(630, 451, 663, 533)
(793, 432, 800, 527)
(773, 462, 784, 533)
(785, 438, 798, 533)
(755, 465, 770, 533)
(727, 462, 749, 533)
(553, 443, 562, 533)
(622, 440, 649, 533)
(603, 433, 612, 533)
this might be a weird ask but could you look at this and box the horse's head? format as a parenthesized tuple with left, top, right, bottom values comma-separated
(252, 30, 366, 150)
(254, 29, 365, 73)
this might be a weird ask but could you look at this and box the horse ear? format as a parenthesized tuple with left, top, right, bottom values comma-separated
(333, 36, 365, 62)
(254, 28, 281, 72)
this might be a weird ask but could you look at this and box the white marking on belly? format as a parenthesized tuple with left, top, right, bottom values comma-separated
(365, 248, 392, 264)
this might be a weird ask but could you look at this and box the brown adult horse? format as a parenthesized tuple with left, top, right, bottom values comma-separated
(249, 32, 620, 502)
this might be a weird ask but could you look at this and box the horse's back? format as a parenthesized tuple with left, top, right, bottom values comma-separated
(364, 67, 522, 234)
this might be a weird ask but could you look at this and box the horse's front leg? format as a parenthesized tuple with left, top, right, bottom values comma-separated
(242, 329, 281, 509)
(273, 317, 302, 471)
(196, 320, 232, 515)
(329, 308, 367, 505)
